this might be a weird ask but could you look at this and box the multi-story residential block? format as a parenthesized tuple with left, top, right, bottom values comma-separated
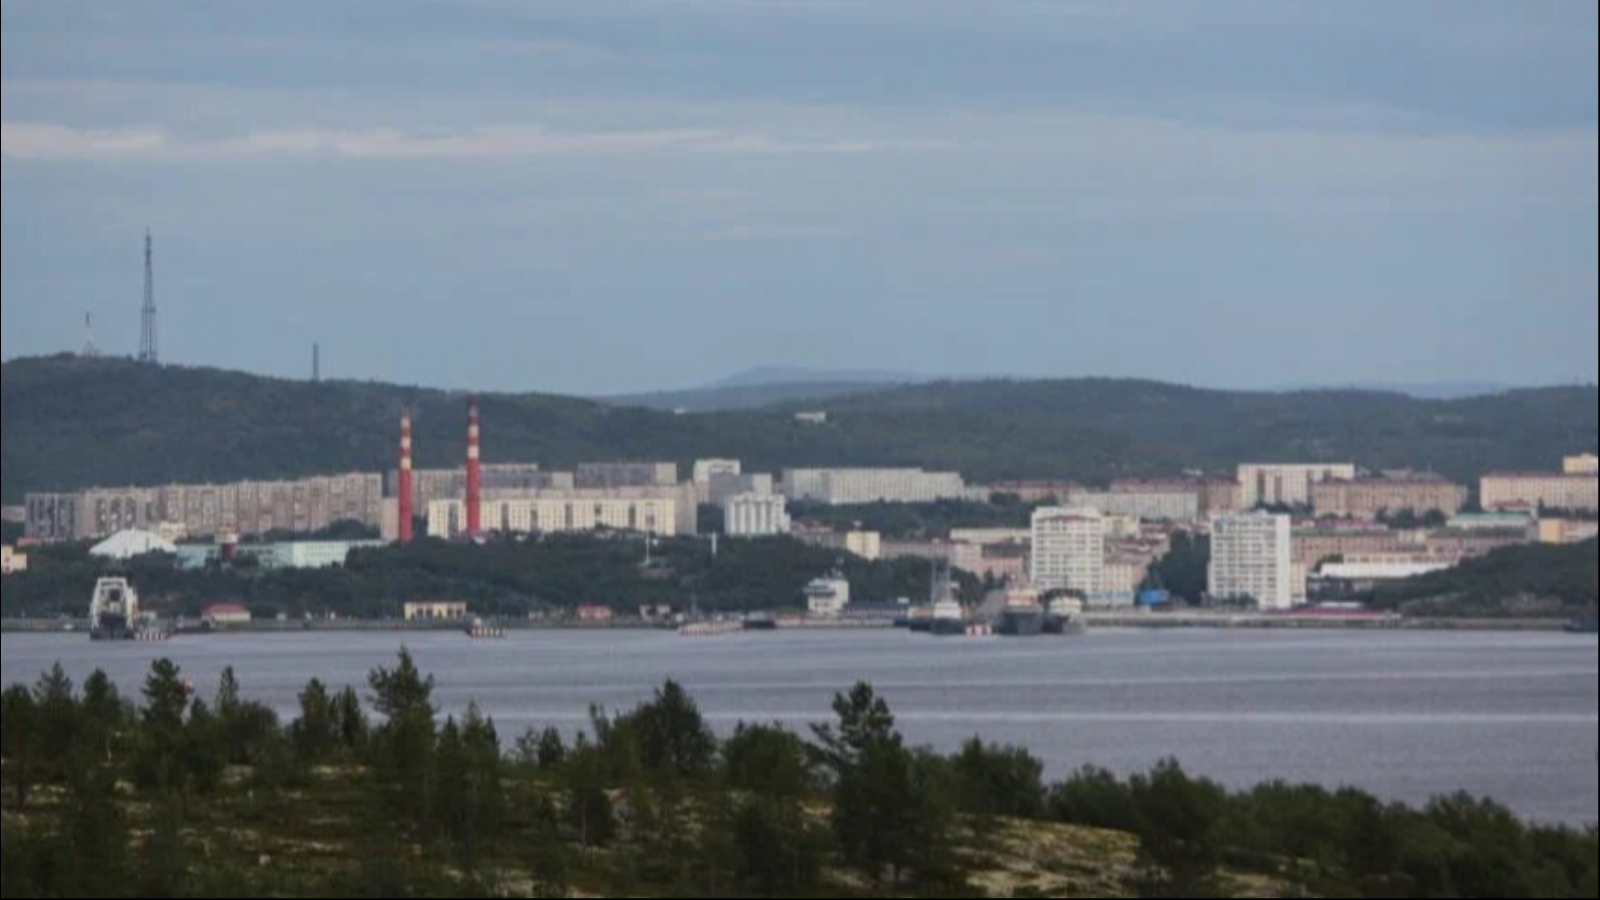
(1030, 508, 1106, 599)
(1538, 518, 1600, 546)
(1238, 463, 1358, 509)
(427, 495, 678, 540)
(27, 474, 384, 542)
(1291, 524, 1414, 567)
(1066, 490, 1201, 523)
(576, 462, 680, 490)
(784, 469, 968, 506)
(1310, 475, 1469, 520)
(1, 546, 27, 575)
(705, 472, 776, 507)
(1209, 512, 1295, 611)
(1111, 479, 1244, 518)
(1102, 555, 1152, 608)
(1422, 528, 1537, 562)
(988, 481, 1081, 504)
(949, 528, 1031, 546)
(950, 540, 1029, 583)
(1564, 454, 1599, 476)
(724, 494, 792, 538)
(693, 459, 742, 484)
(1480, 472, 1598, 513)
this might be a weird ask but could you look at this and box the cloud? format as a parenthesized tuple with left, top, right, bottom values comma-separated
(0, 122, 900, 163)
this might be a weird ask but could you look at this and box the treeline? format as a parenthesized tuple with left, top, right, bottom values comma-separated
(2, 658, 1594, 898)
(1366, 539, 1599, 618)
(0, 534, 978, 622)
(6, 357, 1596, 504)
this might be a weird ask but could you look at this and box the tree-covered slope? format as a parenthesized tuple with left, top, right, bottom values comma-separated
(2, 356, 1594, 502)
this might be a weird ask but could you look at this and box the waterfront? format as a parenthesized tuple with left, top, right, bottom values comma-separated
(3, 628, 1596, 825)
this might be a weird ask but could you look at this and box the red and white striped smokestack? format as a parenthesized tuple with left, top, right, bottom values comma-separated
(466, 396, 482, 536)
(398, 406, 415, 545)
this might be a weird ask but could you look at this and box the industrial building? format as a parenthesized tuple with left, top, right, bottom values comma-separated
(1209, 512, 1295, 611)
(1030, 507, 1107, 600)
(1237, 463, 1358, 509)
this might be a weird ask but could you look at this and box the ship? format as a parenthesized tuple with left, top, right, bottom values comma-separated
(930, 597, 969, 637)
(996, 587, 1046, 637)
(1566, 619, 1599, 635)
(927, 560, 969, 636)
(1043, 596, 1087, 636)
(89, 578, 167, 641)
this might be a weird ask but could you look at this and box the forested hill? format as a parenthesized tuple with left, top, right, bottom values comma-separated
(2, 355, 1595, 502)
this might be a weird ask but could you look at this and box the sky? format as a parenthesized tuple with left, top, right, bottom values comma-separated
(2, 0, 1597, 395)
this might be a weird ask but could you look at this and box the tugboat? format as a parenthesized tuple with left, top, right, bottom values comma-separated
(927, 561, 969, 637)
(997, 587, 1047, 637)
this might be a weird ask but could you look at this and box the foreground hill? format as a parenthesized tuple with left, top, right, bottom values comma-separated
(2, 356, 1594, 501)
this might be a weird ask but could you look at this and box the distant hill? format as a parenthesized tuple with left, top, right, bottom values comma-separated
(2, 356, 1595, 502)
(604, 381, 893, 413)
(603, 366, 928, 413)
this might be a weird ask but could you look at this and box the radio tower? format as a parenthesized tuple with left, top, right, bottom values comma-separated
(139, 230, 159, 364)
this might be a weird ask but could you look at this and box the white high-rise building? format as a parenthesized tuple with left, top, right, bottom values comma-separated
(1237, 464, 1357, 509)
(1030, 508, 1106, 599)
(724, 494, 792, 538)
(1209, 512, 1295, 611)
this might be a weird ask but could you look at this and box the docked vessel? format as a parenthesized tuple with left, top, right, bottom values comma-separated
(89, 578, 167, 641)
(465, 617, 507, 639)
(1566, 619, 1598, 635)
(997, 587, 1046, 637)
(1043, 596, 1087, 636)
(930, 597, 969, 637)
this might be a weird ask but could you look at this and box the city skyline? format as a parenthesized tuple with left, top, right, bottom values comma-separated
(3, 0, 1597, 395)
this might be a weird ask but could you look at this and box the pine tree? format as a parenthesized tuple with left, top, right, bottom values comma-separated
(1, 686, 38, 808)
(292, 678, 338, 765)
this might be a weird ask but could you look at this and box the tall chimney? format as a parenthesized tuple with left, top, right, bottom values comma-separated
(398, 406, 415, 545)
(466, 396, 482, 536)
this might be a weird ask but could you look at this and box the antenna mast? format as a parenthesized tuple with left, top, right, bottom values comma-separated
(139, 230, 159, 364)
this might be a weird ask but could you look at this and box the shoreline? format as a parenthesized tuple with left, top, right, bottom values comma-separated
(1, 614, 1583, 636)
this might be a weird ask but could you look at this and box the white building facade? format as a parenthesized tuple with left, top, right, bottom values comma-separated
(428, 497, 678, 539)
(1030, 508, 1106, 600)
(724, 494, 792, 538)
(784, 468, 968, 505)
(1209, 512, 1295, 611)
(1237, 464, 1358, 509)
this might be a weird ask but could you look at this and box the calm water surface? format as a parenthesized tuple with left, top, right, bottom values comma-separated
(4, 628, 1595, 825)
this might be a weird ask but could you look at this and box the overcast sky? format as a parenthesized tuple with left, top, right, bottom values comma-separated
(3, 0, 1596, 395)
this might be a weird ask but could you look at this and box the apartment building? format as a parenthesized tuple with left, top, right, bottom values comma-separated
(784, 468, 968, 505)
(427, 495, 678, 540)
(1238, 463, 1358, 508)
(1481, 472, 1599, 513)
(1030, 508, 1106, 599)
(724, 494, 792, 538)
(1209, 512, 1295, 611)
(1066, 489, 1201, 523)
(1311, 475, 1469, 520)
